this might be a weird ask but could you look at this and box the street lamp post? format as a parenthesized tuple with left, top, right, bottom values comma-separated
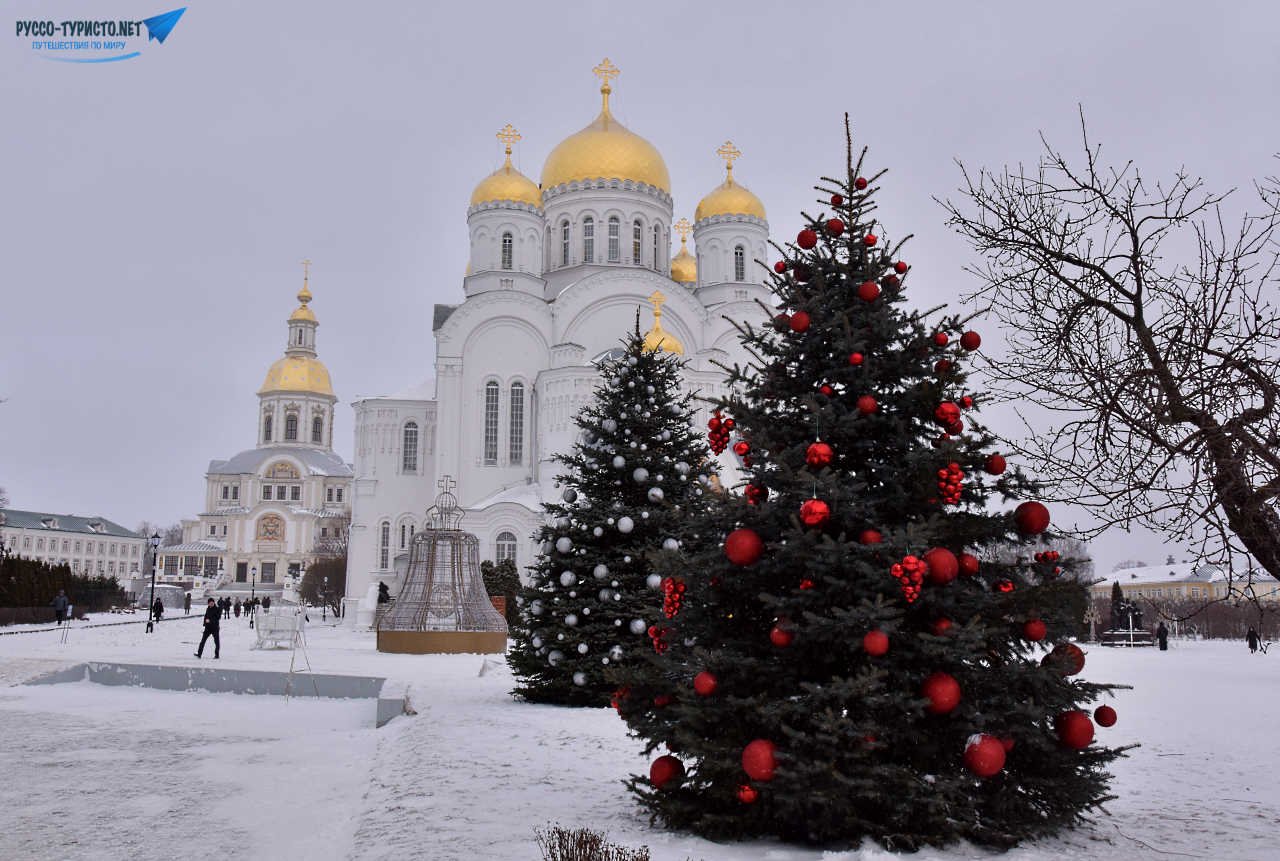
(322, 574, 328, 622)
(145, 531, 161, 633)
(249, 565, 257, 629)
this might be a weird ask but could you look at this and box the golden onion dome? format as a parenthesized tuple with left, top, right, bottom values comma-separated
(669, 216, 696, 284)
(541, 59, 670, 193)
(695, 141, 766, 222)
(471, 124, 541, 207)
(289, 278, 316, 322)
(641, 290, 684, 355)
(259, 355, 334, 397)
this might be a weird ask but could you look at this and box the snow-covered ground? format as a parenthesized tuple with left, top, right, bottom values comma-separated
(1, 615, 1276, 860)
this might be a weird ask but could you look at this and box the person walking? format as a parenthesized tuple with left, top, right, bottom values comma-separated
(1247, 626, 1260, 654)
(50, 590, 70, 626)
(1155, 621, 1169, 651)
(195, 598, 220, 659)
(152, 597, 165, 623)
(233, 598, 242, 619)
(223, 597, 231, 620)
(183, 593, 191, 615)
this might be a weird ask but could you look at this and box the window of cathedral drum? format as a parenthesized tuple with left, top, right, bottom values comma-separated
(653, 224, 661, 270)
(483, 381, 500, 465)
(582, 216, 594, 262)
(561, 220, 570, 265)
(734, 245, 746, 282)
(400, 523, 407, 550)
(633, 220, 643, 265)
(285, 413, 298, 441)
(263, 414, 273, 442)
(509, 382, 524, 465)
(501, 232, 513, 270)
(312, 415, 324, 444)
(403, 421, 419, 473)
(495, 531, 518, 564)
(608, 216, 620, 262)
(379, 521, 390, 569)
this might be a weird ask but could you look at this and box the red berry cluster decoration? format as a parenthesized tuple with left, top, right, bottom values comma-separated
(707, 411, 733, 454)
(662, 577, 685, 619)
(647, 623, 671, 655)
(744, 483, 767, 505)
(1034, 550, 1061, 563)
(936, 461, 964, 504)
(610, 686, 629, 711)
(890, 555, 926, 602)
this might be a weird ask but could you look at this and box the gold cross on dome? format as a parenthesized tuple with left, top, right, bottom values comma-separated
(437, 475, 457, 494)
(673, 217, 692, 244)
(649, 290, 667, 314)
(300, 258, 312, 281)
(717, 141, 742, 173)
(593, 58, 620, 90)
(496, 123, 521, 155)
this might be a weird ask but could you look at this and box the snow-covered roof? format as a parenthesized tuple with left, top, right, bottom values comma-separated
(208, 446, 354, 478)
(468, 482, 543, 512)
(158, 540, 225, 554)
(1112, 562, 1224, 585)
(353, 377, 436, 403)
(0, 508, 139, 539)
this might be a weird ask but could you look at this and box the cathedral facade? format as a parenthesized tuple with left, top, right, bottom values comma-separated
(344, 60, 772, 618)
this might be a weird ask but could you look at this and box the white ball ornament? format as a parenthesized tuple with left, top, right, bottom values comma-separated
(609, 645, 624, 660)
(662, 538, 679, 551)
(530, 600, 544, 616)
(646, 574, 662, 589)
(554, 517, 570, 530)
(562, 488, 578, 503)
(612, 455, 626, 469)
(555, 537, 573, 554)
(646, 385, 655, 394)
(577, 643, 589, 654)
(602, 419, 618, 433)
(629, 619, 647, 635)
(617, 516, 635, 533)
(628, 357, 637, 366)
(641, 512, 650, 519)
(593, 564, 609, 579)
(593, 527, 603, 537)
(623, 555, 632, 562)
(648, 488, 665, 503)
(565, 614, 579, 627)
(610, 580, 619, 587)
(675, 462, 690, 475)
(548, 650, 564, 666)
(633, 467, 650, 483)
(572, 672, 586, 686)
(599, 589, 612, 601)
(559, 571, 576, 587)
(531, 636, 543, 648)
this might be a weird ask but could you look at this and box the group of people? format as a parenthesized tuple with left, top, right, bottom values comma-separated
(206, 595, 270, 619)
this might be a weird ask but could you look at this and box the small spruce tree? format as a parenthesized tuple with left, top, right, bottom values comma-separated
(615, 125, 1126, 850)
(508, 321, 716, 706)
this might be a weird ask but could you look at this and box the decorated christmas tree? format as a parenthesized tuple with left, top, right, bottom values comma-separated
(614, 125, 1127, 850)
(509, 314, 717, 706)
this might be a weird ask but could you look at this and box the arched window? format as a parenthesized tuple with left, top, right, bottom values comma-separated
(582, 216, 594, 263)
(560, 220, 570, 266)
(379, 521, 390, 569)
(632, 220, 643, 265)
(607, 216, 620, 262)
(399, 522, 408, 550)
(285, 413, 298, 441)
(500, 231, 513, 270)
(495, 531, 518, 564)
(509, 382, 524, 465)
(653, 224, 661, 271)
(402, 421, 419, 473)
(312, 415, 323, 444)
(734, 245, 746, 282)
(297, 329, 304, 345)
(483, 381, 500, 465)
(263, 414, 273, 442)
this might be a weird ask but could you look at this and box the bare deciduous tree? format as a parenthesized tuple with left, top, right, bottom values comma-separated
(943, 113, 1280, 580)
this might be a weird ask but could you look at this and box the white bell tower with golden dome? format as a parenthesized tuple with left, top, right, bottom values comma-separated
(692, 141, 770, 305)
(466, 124, 545, 298)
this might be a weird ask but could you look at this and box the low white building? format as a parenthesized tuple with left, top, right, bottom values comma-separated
(0, 509, 146, 580)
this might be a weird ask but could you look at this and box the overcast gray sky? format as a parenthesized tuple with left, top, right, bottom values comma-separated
(2, 0, 1276, 575)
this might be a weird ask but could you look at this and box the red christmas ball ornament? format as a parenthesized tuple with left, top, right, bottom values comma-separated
(958, 552, 980, 576)
(857, 280, 880, 302)
(995, 579, 1016, 593)
(964, 734, 1007, 778)
(707, 416, 721, 431)
(818, 384, 834, 397)
(742, 739, 778, 782)
(932, 617, 953, 636)
(960, 395, 974, 409)
(1055, 710, 1095, 750)
(773, 260, 787, 274)
(894, 260, 909, 274)
(830, 193, 844, 206)
(1023, 619, 1048, 641)
(797, 228, 818, 249)
(772, 313, 791, 332)
(856, 395, 878, 415)
(724, 528, 764, 566)
(732, 440, 750, 457)
(854, 176, 868, 190)
(799, 498, 831, 528)
(693, 671, 718, 697)
(792, 263, 812, 282)
(923, 547, 960, 585)
(933, 331, 950, 347)
(858, 528, 883, 545)
(650, 754, 685, 790)
(1095, 704, 1118, 727)
(959, 330, 982, 351)
(723, 418, 735, 430)
(934, 359, 953, 374)
(848, 351, 865, 366)
(653, 693, 673, 708)
(1014, 501, 1051, 535)
(770, 625, 795, 648)
(789, 311, 811, 333)
(1043, 642, 1086, 676)
(736, 783, 759, 804)
(985, 454, 1007, 475)
(798, 578, 814, 590)
(826, 218, 845, 236)
(921, 671, 962, 715)
(805, 441, 834, 467)
(934, 402, 962, 425)
(883, 274, 900, 288)
(863, 233, 878, 247)
(862, 629, 890, 656)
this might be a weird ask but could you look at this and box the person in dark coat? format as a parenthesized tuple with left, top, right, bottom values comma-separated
(1247, 626, 1260, 654)
(152, 597, 165, 623)
(233, 598, 242, 618)
(51, 590, 70, 626)
(183, 593, 192, 615)
(195, 598, 220, 659)
(1155, 621, 1169, 651)
(262, 595, 272, 611)
(223, 597, 232, 619)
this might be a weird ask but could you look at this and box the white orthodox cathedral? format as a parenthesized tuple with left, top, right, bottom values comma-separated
(343, 60, 772, 620)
